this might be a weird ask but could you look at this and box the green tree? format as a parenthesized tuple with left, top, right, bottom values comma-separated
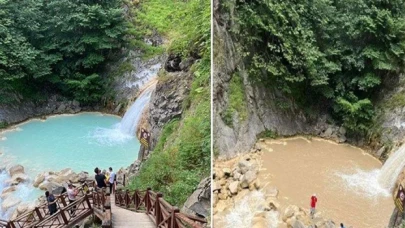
(0, 0, 126, 104)
(233, 0, 405, 133)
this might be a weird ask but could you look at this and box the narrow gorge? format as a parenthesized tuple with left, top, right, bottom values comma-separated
(213, 0, 405, 227)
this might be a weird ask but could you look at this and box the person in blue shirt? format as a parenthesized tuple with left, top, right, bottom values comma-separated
(45, 191, 58, 215)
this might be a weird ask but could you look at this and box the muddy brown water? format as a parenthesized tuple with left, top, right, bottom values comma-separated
(259, 137, 393, 228)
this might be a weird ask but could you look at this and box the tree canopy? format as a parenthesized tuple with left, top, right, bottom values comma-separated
(233, 0, 405, 132)
(0, 0, 126, 104)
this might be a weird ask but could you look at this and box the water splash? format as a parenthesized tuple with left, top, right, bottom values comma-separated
(88, 79, 156, 143)
(337, 143, 405, 197)
(337, 169, 390, 198)
(0, 170, 43, 219)
(118, 83, 155, 136)
(378, 144, 405, 190)
(89, 124, 134, 146)
(225, 191, 279, 228)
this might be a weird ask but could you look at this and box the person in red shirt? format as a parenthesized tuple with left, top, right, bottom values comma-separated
(310, 194, 317, 218)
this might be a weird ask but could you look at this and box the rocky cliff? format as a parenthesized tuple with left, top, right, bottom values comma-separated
(0, 96, 83, 126)
(213, 0, 405, 162)
(214, 1, 333, 160)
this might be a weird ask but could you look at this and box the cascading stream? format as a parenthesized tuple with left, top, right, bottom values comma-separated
(378, 143, 405, 190)
(118, 80, 156, 136)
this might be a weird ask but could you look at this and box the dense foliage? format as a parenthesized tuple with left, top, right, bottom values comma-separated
(127, 0, 210, 206)
(232, 0, 405, 133)
(0, 0, 126, 104)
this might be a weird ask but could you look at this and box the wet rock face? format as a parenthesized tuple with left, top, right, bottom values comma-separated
(0, 96, 82, 125)
(182, 177, 211, 218)
(213, 6, 333, 160)
(164, 54, 182, 72)
(148, 70, 192, 148)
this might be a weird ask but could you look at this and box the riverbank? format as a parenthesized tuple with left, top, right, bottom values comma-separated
(213, 136, 394, 228)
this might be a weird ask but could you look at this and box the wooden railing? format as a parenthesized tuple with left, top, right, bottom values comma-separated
(0, 181, 109, 228)
(114, 188, 207, 228)
(1, 185, 206, 228)
(92, 188, 112, 228)
(0, 219, 10, 228)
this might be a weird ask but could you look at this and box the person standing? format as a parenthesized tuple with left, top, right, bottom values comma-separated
(108, 167, 116, 194)
(45, 191, 58, 215)
(340, 223, 346, 228)
(94, 167, 107, 189)
(310, 194, 318, 218)
(67, 183, 78, 217)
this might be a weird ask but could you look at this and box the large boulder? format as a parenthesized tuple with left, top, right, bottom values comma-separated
(59, 168, 73, 177)
(9, 165, 24, 177)
(16, 202, 36, 215)
(283, 205, 300, 222)
(33, 173, 46, 187)
(1, 196, 21, 211)
(66, 173, 80, 183)
(238, 159, 257, 174)
(293, 220, 306, 228)
(77, 171, 89, 182)
(0, 192, 12, 200)
(11, 173, 29, 184)
(1, 186, 17, 195)
(240, 170, 257, 188)
(39, 181, 63, 191)
(228, 181, 239, 194)
(47, 175, 66, 184)
(181, 177, 210, 218)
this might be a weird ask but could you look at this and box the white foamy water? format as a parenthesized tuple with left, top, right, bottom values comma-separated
(337, 143, 405, 199)
(225, 191, 279, 228)
(119, 85, 155, 135)
(0, 171, 40, 220)
(89, 124, 134, 146)
(337, 169, 390, 198)
(378, 143, 405, 189)
(126, 63, 161, 89)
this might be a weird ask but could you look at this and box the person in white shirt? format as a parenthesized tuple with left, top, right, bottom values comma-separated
(67, 183, 78, 217)
(108, 167, 116, 194)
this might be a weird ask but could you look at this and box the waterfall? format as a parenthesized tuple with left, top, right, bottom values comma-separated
(119, 83, 155, 135)
(90, 79, 156, 145)
(337, 143, 405, 197)
(378, 144, 405, 190)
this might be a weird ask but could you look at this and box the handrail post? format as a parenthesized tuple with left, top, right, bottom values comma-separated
(134, 190, 139, 210)
(60, 195, 67, 207)
(146, 187, 152, 214)
(34, 206, 43, 220)
(85, 194, 92, 209)
(145, 188, 152, 213)
(102, 189, 106, 210)
(60, 208, 69, 224)
(132, 190, 136, 207)
(171, 207, 180, 228)
(155, 193, 163, 226)
(125, 190, 130, 208)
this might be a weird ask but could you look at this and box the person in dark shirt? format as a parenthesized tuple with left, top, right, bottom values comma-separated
(94, 167, 107, 189)
(45, 191, 58, 215)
